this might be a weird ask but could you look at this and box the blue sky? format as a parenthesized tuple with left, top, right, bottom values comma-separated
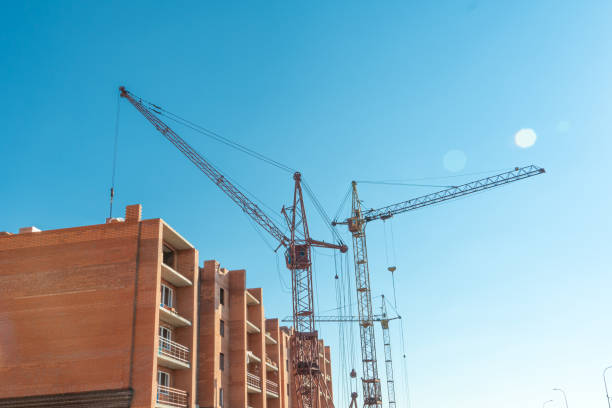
(1, 1, 611, 407)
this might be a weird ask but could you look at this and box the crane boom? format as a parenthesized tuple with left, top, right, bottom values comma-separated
(120, 87, 346, 408)
(362, 165, 545, 223)
(119, 87, 289, 246)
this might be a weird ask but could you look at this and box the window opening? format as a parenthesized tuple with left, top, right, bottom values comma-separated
(219, 287, 225, 306)
(220, 353, 225, 371)
(161, 284, 174, 309)
(163, 244, 175, 268)
(157, 370, 170, 397)
(220, 320, 225, 337)
(159, 326, 172, 351)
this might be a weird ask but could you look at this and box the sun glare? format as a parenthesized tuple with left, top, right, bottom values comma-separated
(514, 128, 537, 148)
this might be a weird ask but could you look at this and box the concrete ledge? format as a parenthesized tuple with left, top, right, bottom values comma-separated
(161, 263, 192, 287)
(159, 306, 191, 327)
(266, 390, 280, 399)
(265, 332, 277, 345)
(245, 291, 260, 305)
(246, 320, 260, 333)
(158, 352, 190, 370)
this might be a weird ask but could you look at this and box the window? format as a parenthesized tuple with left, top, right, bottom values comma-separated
(286, 359, 289, 371)
(163, 244, 175, 267)
(157, 370, 170, 398)
(159, 326, 172, 351)
(220, 320, 225, 337)
(161, 284, 173, 308)
(220, 353, 225, 371)
(219, 388, 224, 407)
(219, 288, 225, 306)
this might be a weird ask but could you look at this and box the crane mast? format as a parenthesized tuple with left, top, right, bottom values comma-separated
(350, 181, 383, 407)
(120, 87, 347, 408)
(334, 165, 545, 408)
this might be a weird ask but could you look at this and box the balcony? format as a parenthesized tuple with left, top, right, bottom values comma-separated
(246, 291, 260, 305)
(247, 373, 262, 393)
(162, 222, 194, 251)
(156, 385, 188, 408)
(247, 350, 261, 364)
(161, 263, 192, 287)
(246, 320, 260, 334)
(158, 338, 190, 370)
(266, 379, 279, 398)
(265, 331, 277, 345)
(159, 305, 191, 328)
(265, 355, 278, 372)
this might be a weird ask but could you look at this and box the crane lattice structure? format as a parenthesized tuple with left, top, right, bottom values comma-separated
(333, 165, 545, 408)
(379, 295, 395, 408)
(282, 302, 401, 408)
(120, 86, 347, 408)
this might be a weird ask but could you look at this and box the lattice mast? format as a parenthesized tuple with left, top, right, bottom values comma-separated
(283, 172, 337, 408)
(380, 295, 396, 408)
(119, 87, 347, 408)
(349, 181, 383, 407)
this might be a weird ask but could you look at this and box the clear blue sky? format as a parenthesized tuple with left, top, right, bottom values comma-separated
(2, 2, 611, 408)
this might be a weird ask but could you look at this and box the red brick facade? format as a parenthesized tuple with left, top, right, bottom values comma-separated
(0, 205, 333, 408)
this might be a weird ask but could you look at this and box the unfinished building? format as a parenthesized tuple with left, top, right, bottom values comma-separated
(0, 204, 333, 408)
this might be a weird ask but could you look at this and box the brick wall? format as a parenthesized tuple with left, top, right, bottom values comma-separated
(0, 217, 161, 406)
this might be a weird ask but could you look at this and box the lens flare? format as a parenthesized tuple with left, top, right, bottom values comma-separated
(514, 128, 537, 148)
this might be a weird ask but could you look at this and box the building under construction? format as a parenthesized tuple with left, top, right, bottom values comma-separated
(0, 204, 333, 408)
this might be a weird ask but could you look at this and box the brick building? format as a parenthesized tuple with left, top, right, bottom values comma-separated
(0, 204, 333, 408)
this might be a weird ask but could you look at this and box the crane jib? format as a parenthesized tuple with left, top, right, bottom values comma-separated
(363, 165, 545, 223)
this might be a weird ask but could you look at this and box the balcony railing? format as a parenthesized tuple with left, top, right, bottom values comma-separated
(156, 385, 188, 407)
(266, 379, 279, 396)
(247, 372, 262, 390)
(159, 337, 190, 364)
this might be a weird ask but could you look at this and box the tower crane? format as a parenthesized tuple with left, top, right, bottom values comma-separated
(332, 165, 546, 407)
(119, 87, 347, 408)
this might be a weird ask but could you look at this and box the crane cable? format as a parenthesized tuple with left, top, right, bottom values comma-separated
(356, 167, 512, 183)
(125, 90, 296, 174)
(302, 179, 346, 246)
(332, 185, 352, 224)
(357, 180, 454, 188)
(109, 92, 121, 218)
(384, 218, 412, 408)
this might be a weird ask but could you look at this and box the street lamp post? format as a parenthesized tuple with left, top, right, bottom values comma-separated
(604, 365, 612, 408)
(553, 388, 568, 408)
(542, 399, 554, 408)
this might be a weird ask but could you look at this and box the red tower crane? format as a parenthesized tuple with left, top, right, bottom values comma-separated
(333, 165, 546, 408)
(119, 87, 347, 408)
